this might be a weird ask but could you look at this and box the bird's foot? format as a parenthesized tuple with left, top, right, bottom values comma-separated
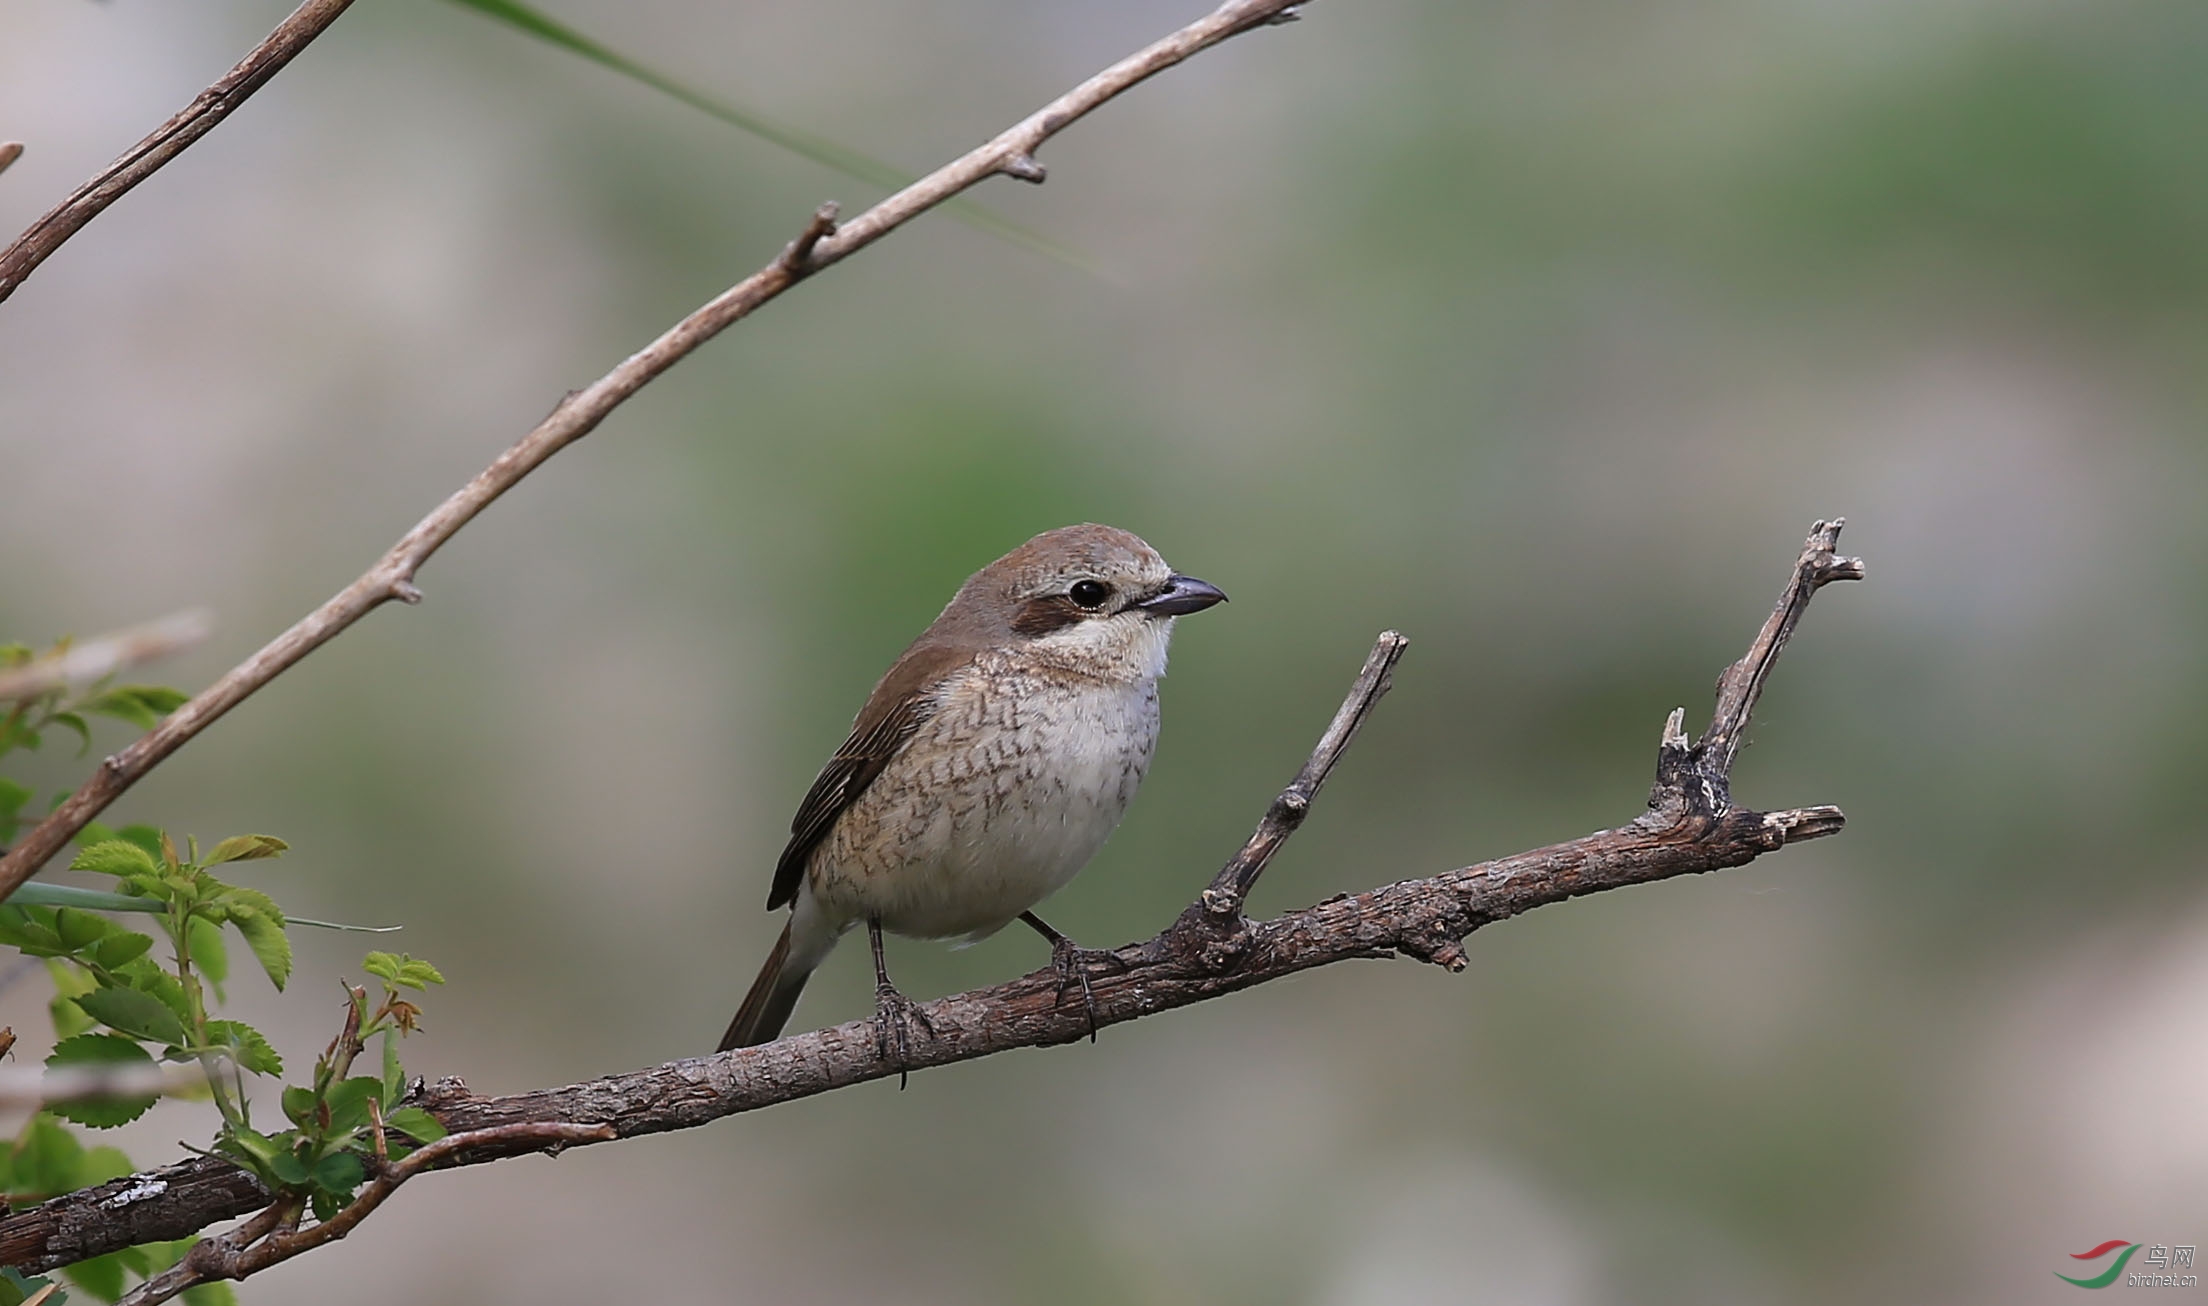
(1047, 936, 1129, 1043)
(871, 980, 934, 1089)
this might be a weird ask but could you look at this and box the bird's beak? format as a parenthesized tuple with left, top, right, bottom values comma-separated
(1134, 574, 1228, 617)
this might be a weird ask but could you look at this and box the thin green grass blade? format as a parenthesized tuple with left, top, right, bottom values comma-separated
(438, 0, 1092, 270)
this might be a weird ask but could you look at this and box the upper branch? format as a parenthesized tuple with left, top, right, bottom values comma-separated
(0, 0, 1307, 901)
(0, 0, 360, 305)
(1, 520, 1861, 1274)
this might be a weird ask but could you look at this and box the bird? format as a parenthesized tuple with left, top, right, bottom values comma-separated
(716, 523, 1226, 1062)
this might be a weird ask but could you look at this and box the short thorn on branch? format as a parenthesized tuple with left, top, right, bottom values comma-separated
(780, 202, 841, 274)
(386, 579, 423, 606)
(0, 143, 22, 178)
(998, 153, 1047, 184)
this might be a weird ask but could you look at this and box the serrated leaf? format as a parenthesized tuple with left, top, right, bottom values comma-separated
(396, 959, 446, 989)
(226, 905, 291, 991)
(68, 840, 159, 879)
(310, 1149, 363, 1198)
(384, 1105, 446, 1145)
(362, 951, 400, 983)
(0, 906, 63, 955)
(74, 986, 184, 1045)
(200, 1021, 282, 1077)
(204, 834, 286, 865)
(124, 968, 193, 1031)
(45, 1034, 159, 1128)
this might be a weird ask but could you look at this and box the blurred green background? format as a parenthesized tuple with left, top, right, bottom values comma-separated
(4, 0, 2206, 1301)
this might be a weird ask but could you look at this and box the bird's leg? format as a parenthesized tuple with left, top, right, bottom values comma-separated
(868, 918, 931, 1088)
(1019, 911, 1127, 1043)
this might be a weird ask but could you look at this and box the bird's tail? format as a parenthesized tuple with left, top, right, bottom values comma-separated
(718, 912, 836, 1051)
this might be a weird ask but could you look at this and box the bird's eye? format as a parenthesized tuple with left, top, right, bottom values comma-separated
(1068, 579, 1111, 609)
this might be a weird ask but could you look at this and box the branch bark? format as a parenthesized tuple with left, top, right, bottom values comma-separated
(0, 0, 1308, 903)
(1, 519, 1863, 1276)
(0, 0, 359, 305)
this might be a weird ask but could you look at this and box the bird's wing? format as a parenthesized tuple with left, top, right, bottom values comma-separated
(765, 642, 975, 911)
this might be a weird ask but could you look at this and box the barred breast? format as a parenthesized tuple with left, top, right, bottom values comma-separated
(806, 653, 1161, 942)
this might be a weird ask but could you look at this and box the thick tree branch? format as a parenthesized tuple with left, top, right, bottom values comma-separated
(1, 520, 1862, 1275)
(0, 0, 1307, 903)
(0, 0, 359, 305)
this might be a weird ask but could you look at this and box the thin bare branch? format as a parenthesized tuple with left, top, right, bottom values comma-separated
(0, 0, 1305, 901)
(116, 1123, 613, 1306)
(0, 0, 359, 305)
(1198, 631, 1408, 918)
(0, 612, 213, 704)
(1, 521, 1861, 1273)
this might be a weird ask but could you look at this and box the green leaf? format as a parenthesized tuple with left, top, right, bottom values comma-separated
(281, 1087, 320, 1130)
(396, 958, 446, 989)
(186, 915, 228, 989)
(436, 0, 1086, 270)
(5, 883, 164, 914)
(267, 1147, 310, 1188)
(52, 906, 113, 952)
(201, 1021, 282, 1077)
(204, 834, 286, 865)
(182, 1280, 238, 1306)
(90, 931, 155, 971)
(79, 685, 185, 730)
(310, 1149, 363, 1198)
(46, 959, 97, 1038)
(215, 1125, 282, 1175)
(323, 1077, 383, 1133)
(63, 1248, 128, 1303)
(123, 967, 193, 1032)
(224, 900, 291, 991)
(309, 1185, 343, 1224)
(80, 1145, 136, 1186)
(8, 1114, 85, 1199)
(74, 986, 185, 1045)
(44, 1035, 159, 1129)
(382, 1030, 404, 1107)
(0, 776, 30, 840)
(48, 711, 91, 754)
(0, 906, 63, 955)
(384, 1106, 446, 1145)
(68, 840, 160, 879)
(361, 951, 400, 983)
(0, 1268, 54, 1306)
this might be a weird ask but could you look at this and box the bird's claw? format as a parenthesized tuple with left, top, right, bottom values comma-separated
(872, 981, 933, 1089)
(1047, 937, 1128, 1043)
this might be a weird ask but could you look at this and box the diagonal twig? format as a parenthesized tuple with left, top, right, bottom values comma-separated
(3, 520, 1862, 1273)
(0, 0, 1308, 901)
(115, 1122, 612, 1306)
(0, 0, 359, 305)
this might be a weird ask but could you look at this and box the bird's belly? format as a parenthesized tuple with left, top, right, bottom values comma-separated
(810, 679, 1159, 941)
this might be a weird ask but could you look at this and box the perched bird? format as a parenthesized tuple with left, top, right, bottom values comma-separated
(717, 524, 1226, 1059)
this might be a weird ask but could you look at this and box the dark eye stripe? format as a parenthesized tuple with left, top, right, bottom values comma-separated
(1010, 595, 1084, 637)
